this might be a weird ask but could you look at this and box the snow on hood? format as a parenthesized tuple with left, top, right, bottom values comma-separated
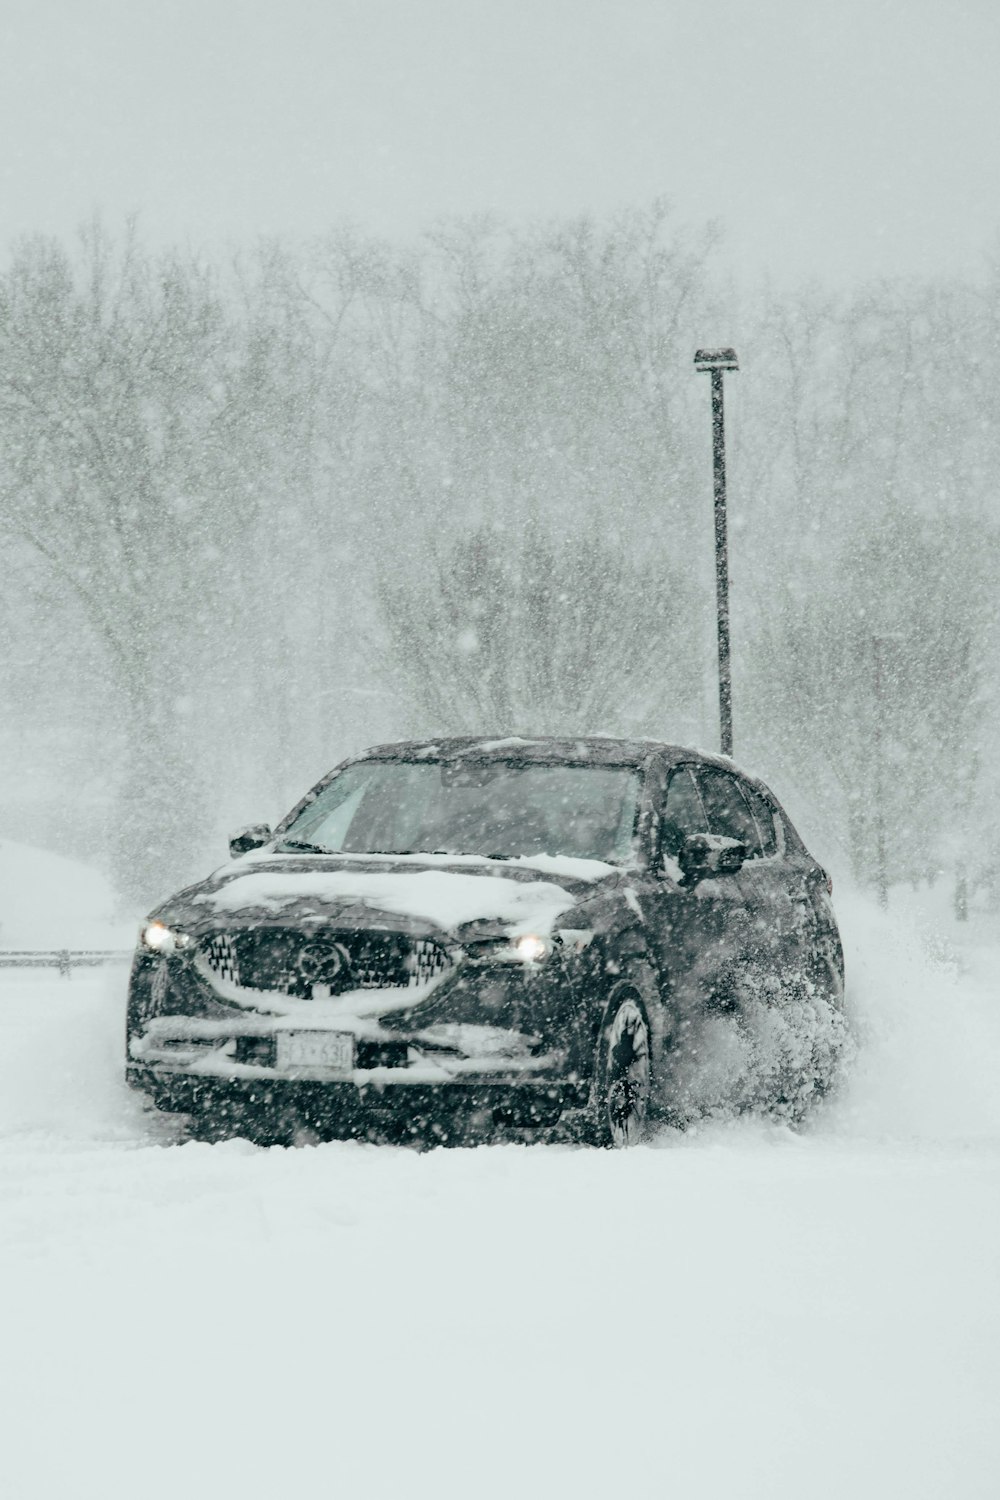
(275, 850, 614, 881)
(193, 866, 580, 936)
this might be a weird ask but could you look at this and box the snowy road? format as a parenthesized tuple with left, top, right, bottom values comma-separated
(1, 894, 998, 1499)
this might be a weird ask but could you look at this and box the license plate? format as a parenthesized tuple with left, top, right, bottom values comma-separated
(276, 1031, 354, 1072)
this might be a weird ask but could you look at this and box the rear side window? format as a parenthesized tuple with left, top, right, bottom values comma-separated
(740, 783, 779, 856)
(696, 770, 763, 858)
(661, 767, 708, 857)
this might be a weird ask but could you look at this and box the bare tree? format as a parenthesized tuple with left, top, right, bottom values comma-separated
(378, 522, 702, 738)
(738, 281, 1000, 897)
(0, 225, 320, 897)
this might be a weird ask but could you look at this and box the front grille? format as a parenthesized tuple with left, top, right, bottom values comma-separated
(198, 928, 453, 998)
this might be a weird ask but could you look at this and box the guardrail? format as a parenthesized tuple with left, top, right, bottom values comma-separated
(0, 950, 133, 977)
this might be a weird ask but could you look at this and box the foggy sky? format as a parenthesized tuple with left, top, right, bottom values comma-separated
(2, 0, 997, 284)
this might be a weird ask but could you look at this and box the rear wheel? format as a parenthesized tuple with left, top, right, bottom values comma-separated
(597, 998, 651, 1147)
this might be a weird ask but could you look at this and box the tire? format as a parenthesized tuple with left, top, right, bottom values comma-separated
(595, 997, 651, 1148)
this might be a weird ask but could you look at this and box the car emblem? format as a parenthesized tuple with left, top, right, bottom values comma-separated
(296, 938, 350, 993)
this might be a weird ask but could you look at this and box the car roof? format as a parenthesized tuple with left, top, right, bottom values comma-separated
(356, 736, 740, 774)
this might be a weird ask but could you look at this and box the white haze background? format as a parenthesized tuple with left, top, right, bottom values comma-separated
(0, 3, 998, 1496)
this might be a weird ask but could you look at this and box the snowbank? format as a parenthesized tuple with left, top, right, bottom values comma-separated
(0, 838, 137, 949)
(830, 887, 1000, 1143)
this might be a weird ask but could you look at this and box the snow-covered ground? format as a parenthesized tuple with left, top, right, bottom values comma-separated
(1, 868, 998, 1498)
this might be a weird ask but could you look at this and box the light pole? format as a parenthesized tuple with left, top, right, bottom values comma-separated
(694, 347, 739, 757)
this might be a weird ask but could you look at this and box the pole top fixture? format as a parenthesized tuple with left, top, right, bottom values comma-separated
(694, 347, 739, 372)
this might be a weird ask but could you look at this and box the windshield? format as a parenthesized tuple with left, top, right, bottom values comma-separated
(277, 761, 640, 863)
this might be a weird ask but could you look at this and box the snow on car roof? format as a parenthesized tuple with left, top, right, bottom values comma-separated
(356, 736, 719, 768)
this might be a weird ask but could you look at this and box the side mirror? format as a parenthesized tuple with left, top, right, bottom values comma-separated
(678, 832, 747, 887)
(229, 823, 272, 858)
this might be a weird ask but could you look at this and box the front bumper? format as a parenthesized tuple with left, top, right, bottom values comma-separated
(126, 1063, 584, 1138)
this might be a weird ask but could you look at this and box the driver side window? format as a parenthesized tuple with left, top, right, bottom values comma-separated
(696, 769, 763, 858)
(660, 767, 708, 858)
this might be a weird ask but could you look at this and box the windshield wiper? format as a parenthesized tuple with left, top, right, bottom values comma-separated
(364, 848, 460, 856)
(363, 848, 512, 860)
(282, 842, 520, 860)
(277, 839, 334, 855)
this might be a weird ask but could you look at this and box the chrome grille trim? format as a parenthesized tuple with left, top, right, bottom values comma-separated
(411, 937, 452, 986)
(198, 929, 453, 996)
(204, 933, 240, 986)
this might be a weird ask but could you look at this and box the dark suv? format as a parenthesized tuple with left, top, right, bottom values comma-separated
(126, 738, 846, 1145)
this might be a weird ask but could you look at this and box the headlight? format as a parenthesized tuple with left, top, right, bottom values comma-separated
(512, 933, 550, 964)
(463, 932, 552, 966)
(140, 922, 191, 954)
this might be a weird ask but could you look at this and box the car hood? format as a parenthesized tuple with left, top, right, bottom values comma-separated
(154, 850, 619, 941)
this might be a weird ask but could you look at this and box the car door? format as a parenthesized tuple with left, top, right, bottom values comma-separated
(694, 767, 805, 1001)
(754, 786, 843, 993)
(641, 762, 751, 1019)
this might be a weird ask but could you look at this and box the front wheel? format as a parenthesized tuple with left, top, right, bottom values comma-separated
(596, 998, 651, 1148)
